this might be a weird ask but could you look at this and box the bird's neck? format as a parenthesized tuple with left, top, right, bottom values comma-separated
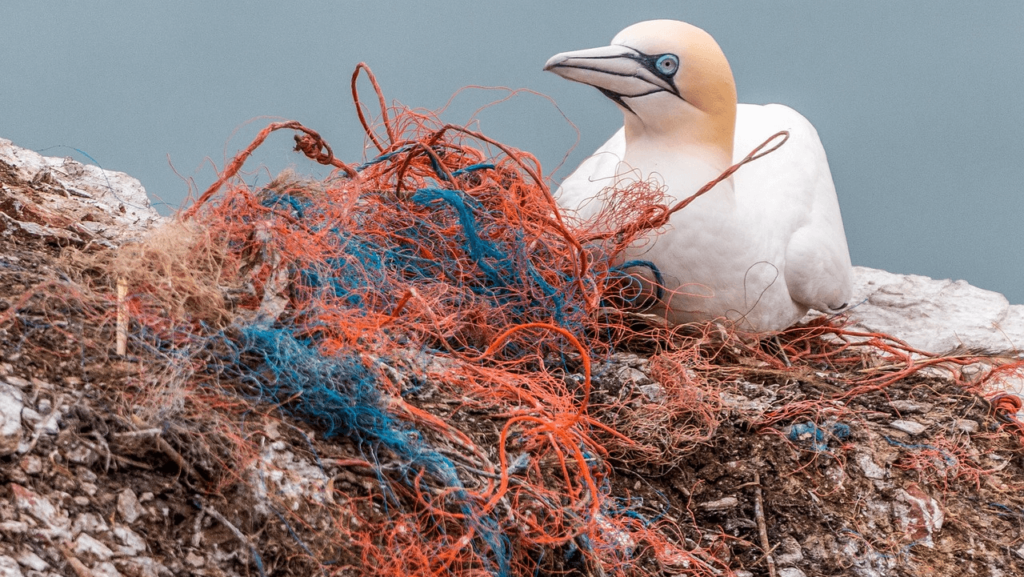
(620, 121, 736, 203)
(623, 108, 734, 163)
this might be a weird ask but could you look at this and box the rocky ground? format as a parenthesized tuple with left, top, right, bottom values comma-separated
(2, 139, 1024, 577)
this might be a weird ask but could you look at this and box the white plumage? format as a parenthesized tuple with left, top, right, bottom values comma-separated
(546, 20, 853, 332)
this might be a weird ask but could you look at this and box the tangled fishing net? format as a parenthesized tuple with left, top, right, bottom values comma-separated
(52, 64, 1024, 576)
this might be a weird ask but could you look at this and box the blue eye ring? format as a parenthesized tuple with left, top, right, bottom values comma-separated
(656, 54, 679, 76)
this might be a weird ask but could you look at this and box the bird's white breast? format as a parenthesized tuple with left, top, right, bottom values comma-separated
(556, 103, 852, 332)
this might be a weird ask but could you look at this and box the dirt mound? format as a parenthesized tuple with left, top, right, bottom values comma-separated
(2, 229, 1023, 577)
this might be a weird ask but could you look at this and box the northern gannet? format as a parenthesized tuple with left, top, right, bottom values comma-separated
(545, 19, 853, 333)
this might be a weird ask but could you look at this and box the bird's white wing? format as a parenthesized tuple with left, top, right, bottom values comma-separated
(554, 127, 625, 222)
(733, 103, 853, 311)
(555, 104, 853, 316)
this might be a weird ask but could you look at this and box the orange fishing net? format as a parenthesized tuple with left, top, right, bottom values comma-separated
(72, 63, 1024, 577)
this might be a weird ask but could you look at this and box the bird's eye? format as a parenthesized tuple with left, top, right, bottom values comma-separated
(656, 54, 679, 76)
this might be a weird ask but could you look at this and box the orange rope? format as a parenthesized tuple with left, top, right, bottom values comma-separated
(583, 130, 790, 244)
(352, 62, 397, 152)
(182, 121, 356, 219)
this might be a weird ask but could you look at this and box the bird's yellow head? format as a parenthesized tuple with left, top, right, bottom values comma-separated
(545, 20, 737, 163)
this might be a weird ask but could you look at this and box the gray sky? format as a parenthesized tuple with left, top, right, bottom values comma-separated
(2, 1, 1022, 303)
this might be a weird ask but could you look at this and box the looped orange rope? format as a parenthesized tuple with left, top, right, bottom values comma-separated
(989, 392, 1024, 439)
(990, 392, 1022, 415)
(182, 120, 357, 219)
(352, 62, 396, 153)
(293, 132, 338, 168)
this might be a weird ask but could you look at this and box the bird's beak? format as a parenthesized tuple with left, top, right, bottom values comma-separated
(544, 45, 675, 99)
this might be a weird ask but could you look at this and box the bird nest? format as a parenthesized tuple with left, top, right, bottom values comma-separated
(3, 65, 1024, 577)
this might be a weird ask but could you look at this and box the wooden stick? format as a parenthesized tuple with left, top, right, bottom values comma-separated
(112, 428, 163, 439)
(59, 543, 94, 577)
(753, 472, 777, 577)
(748, 542, 781, 570)
(196, 498, 267, 577)
(155, 434, 199, 481)
(77, 435, 155, 471)
(116, 277, 127, 356)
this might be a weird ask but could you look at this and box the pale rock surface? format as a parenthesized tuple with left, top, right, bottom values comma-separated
(34, 407, 61, 438)
(118, 557, 172, 577)
(855, 453, 886, 480)
(0, 138, 162, 245)
(838, 266, 1024, 356)
(91, 561, 123, 577)
(13, 549, 47, 572)
(775, 536, 804, 565)
(0, 521, 28, 535)
(112, 525, 147, 557)
(116, 489, 142, 524)
(72, 512, 110, 537)
(250, 441, 331, 513)
(18, 454, 42, 475)
(0, 556, 23, 577)
(10, 484, 69, 541)
(818, 267, 1024, 401)
(888, 420, 927, 436)
(0, 383, 24, 456)
(73, 533, 114, 562)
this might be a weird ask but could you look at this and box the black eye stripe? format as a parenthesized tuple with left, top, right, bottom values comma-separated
(585, 46, 688, 111)
(618, 49, 682, 97)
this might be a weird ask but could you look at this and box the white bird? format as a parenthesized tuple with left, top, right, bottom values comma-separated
(545, 19, 853, 333)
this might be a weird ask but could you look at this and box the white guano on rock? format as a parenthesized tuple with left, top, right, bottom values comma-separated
(0, 137, 162, 246)
(839, 266, 1024, 356)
